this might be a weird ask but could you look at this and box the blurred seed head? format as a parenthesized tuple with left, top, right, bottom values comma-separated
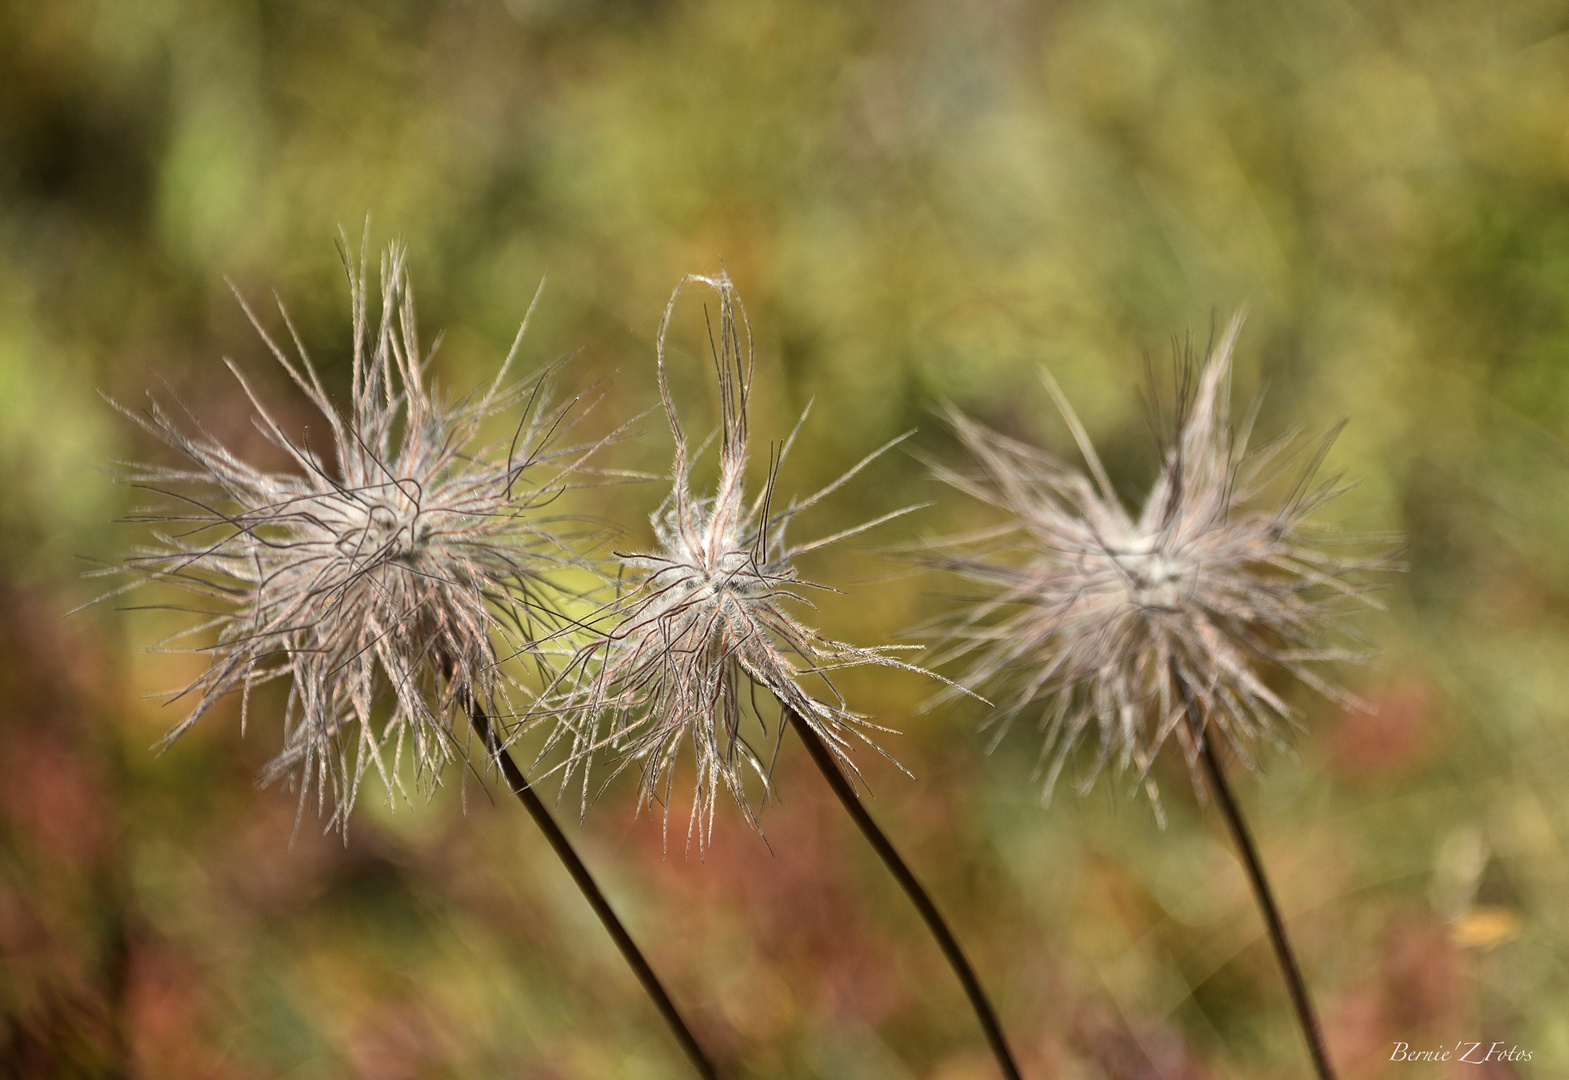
(105, 238, 602, 833)
(555, 271, 924, 851)
(921, 314, 1391, 817)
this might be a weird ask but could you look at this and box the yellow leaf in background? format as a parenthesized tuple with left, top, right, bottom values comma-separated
(1449, 907, 1524, 950)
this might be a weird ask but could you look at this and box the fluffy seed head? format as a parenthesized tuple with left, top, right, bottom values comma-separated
(923, 314, 1388, 815)
(108, 240, 594, 832)
(556, 271, 922, 850)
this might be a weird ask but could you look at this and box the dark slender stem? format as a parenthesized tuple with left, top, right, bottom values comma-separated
(463, 698, 720, 1080)
(786, 707, 1024, 1080)
(102, 880, 131, 1079)
(1182, 693, 1337, 1080)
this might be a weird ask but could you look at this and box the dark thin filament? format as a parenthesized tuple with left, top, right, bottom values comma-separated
(785, 706, 1024, 1080)
(462, 693, 721, 1080)
(1180, 683, 1337, 1080)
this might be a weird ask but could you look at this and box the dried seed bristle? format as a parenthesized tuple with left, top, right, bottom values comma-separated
(552, 271, 928, 852)
(104, 238, 606, 833)
(921, 314, 1390, 818)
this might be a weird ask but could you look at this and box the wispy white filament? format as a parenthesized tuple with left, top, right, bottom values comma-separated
(554, 271, 930, 851)
(923, 314, 1388, 817)
(107, 239, 604, 832)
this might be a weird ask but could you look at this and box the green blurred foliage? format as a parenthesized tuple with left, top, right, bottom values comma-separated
(3, 0, 1569, 1076)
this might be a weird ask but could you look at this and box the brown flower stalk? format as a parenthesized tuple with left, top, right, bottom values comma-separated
(554, 271, 1023, 1079)
(101, 238, 718, 1076)
(922, 313, 1392, 1079)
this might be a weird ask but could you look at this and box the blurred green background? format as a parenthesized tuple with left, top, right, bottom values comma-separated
(4, 1, 1569, 1077)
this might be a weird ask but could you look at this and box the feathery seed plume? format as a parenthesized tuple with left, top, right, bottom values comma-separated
(556, 271, 925, 851)
(107, 239, 602, 832)
(922, 314, 1387, 817)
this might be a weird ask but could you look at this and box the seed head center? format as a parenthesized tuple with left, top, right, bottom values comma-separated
(1111, 540, 1197, 611)
(336, 488, 426, 562)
